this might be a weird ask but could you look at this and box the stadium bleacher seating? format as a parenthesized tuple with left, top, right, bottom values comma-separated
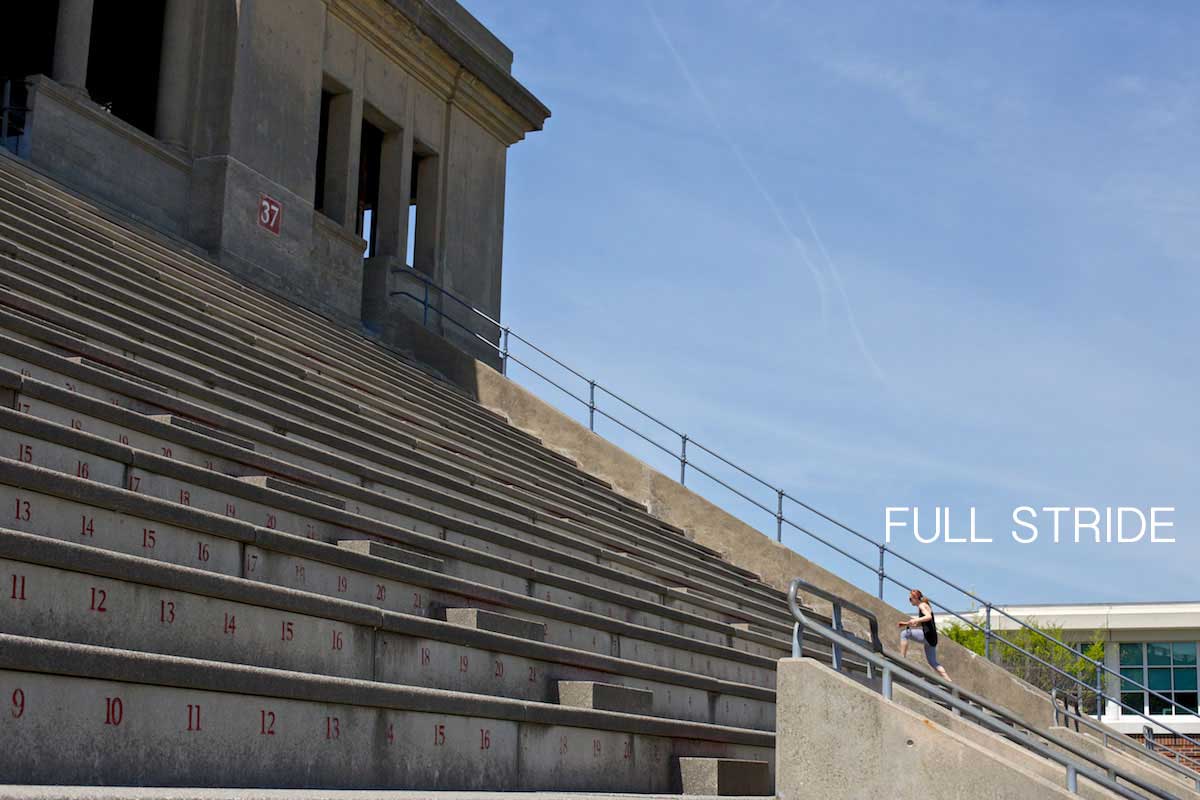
(0, 151, 813, 793)
(1, 151, 1196, 798)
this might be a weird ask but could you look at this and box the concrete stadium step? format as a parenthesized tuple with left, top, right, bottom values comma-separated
(0, 338, 765, 615)
(0, 209, 696, 563)
(0, 253, 686, 566)
(0, 165, 676, 537)
(677, 758, 772, 797)
(0, 529, 777, 729)
(0, 286, 768, 606)
(556, 681, 654, 715)
(0, 337, 784, 626)
(338, 539, 446, 573)
(0, 634, 775, 791)
(0, 244, 657, 563)
(0, 187, 575, 480)
(0, 221, 753, 592)
(444, 608, 546, 642)
(0, 453, 788, 688)
(0, 178, 739, 573)
(0, 397, 790, 658)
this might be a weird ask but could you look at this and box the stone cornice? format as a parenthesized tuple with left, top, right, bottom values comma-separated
(329, 0, 548, 145)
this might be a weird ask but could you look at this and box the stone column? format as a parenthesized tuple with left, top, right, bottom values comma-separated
(155, 0, 196, 150)
(321, 90, 363, 229)
(52, 0, 96, 93)
(372, 127, 413, 260)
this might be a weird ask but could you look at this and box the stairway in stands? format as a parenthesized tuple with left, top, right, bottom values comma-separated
(0, 151, 849, 794)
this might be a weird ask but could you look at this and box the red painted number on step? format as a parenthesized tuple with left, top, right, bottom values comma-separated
(260, 709, 276, 735)
(433, 724, 445, 746)
(104, 697, 123, 726)
(11, 689, 24, 718)
(187, 703, 201, 731)
(386, 723, 395, 744)
(480, 729, 491, 750)
(258, 195, 282, 235)
(16, 443, 31, 463)
(325, 716, 340, 740)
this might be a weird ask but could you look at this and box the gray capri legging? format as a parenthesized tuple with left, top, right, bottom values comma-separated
(901, 627, 941, 669)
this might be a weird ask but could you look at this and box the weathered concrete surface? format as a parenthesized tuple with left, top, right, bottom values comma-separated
(676, 757, 772, 796)
(445, 608, 547, 642)
(892, 687, 1123, 800)
(1046, 726, 1200, 800)
(557, 681, 653, 715)
(775, 658, 1076, 800)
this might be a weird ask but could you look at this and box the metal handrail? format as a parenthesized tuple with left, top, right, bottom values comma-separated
(1052, 689, 1200, 790)
(390, 266, 1200, 762)
(789, 579, 1181, 799)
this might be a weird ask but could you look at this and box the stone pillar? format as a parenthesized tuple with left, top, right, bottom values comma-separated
(155, 0, 195, 150)
(412, 152, 440, 277)
(322, 91, 363, 229)
(53, 0, 95, 93)
(372, 127, 413, 259)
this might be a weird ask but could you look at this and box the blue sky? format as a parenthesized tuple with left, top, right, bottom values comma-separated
(466, 1, 1199, 608)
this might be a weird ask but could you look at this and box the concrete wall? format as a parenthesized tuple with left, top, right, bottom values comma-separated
(24, 77, 191, 237)
(775, 658, 1076, 800)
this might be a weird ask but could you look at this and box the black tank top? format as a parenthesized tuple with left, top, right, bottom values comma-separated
(921, 606, 939, 646)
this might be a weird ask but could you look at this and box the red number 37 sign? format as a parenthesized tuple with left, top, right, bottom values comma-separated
(258, 194, 282, 235)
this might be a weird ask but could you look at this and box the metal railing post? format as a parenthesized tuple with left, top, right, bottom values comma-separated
(1066, 764, 1078, 793)
(1144, 726, 1155, 753)
(830, 603, 843, 671)
(776, 489, 784, 542)
(587, 380, 596, 431)
(679, 434, 688, 485)
(500, 327, 510, 376)
(881, 665, 893, 700)
(421, 283, 429, 327)
(1094, 660, 1103, 718)
(876, 545, 885, 599)
(984, 603, 992, 661)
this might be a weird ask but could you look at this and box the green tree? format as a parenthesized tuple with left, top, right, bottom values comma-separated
(943, 619, 1107, 712)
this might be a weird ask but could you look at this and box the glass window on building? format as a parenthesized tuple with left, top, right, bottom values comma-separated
(1118, 642, 1199, 717)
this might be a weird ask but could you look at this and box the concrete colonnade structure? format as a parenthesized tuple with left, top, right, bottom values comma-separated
(11, 0, 549, 367)
(51, 0, 94, 92)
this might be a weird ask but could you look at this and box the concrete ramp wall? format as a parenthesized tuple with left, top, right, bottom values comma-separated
(775, 658, 1077, 800)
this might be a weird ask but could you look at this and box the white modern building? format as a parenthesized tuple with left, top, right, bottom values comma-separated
(956, 601, 1200, 741)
